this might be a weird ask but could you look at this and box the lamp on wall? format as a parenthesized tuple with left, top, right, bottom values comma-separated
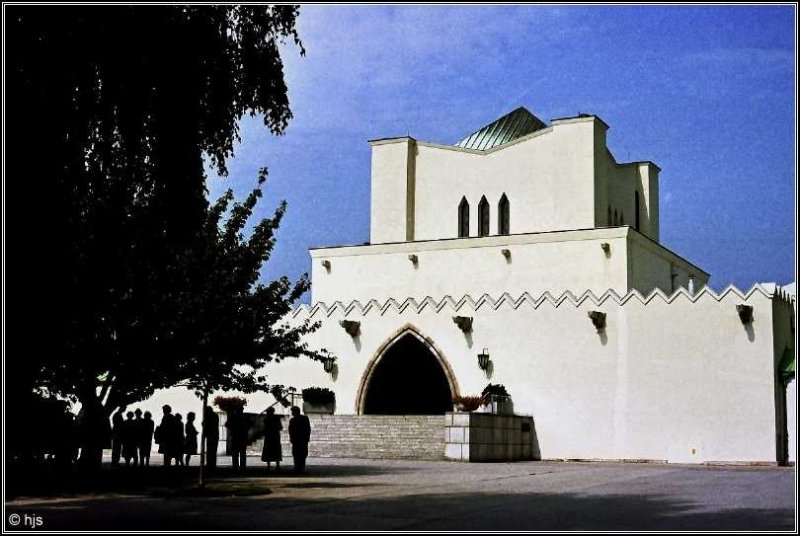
(588, 311, 606, 331)
(339, 319, 361, 337)
(478, 348, 490, 371)
(600, 242, 610, 254)
(408, 254, 418, 266)
(501, 249, 511, 260)
(321, 259, 331, 270)
(736, 304, 754, 325)
(452, 316, 473, 333)
(323, 355, 336, 373)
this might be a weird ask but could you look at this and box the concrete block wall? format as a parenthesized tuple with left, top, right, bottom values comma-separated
(444, 412, 538, 462)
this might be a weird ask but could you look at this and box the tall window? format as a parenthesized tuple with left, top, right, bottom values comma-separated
(620, 213, 625, 226)
(498, 194, 510, 235)
(458, 197, 470, 238)
(634, 191, 641, 231)
(478, 196, 490, 237)
(613, 209, 618, 226)
(607, 205, 612, 226)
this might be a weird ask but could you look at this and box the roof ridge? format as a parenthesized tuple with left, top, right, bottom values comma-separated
(454, 107, 547, 151)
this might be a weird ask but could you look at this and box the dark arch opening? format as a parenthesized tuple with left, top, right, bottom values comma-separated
(478, 195, 490, 236)
(498, 193, 510, 235)
(363, 334, 454, 415)
(458, 197, 469, 238)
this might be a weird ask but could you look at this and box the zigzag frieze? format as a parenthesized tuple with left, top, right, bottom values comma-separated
(291, 283, 794, 320)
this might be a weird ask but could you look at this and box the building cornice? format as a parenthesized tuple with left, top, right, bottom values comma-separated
(310, 227, 630, 257)
(290, 283, 792, 319)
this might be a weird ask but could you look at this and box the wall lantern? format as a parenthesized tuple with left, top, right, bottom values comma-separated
(736, 304, 754, 325)
(408, 254, 418, 266)
(321, 259, 331, 270)
(501, 249, 511, 260)
(323, 355, 336, 373)
(588, 310, 606, 331)
(600, 242, 610, 254)
(478, 348, 490, 371)
(452, 316, 473, 333)
(339, 319, 361, 337)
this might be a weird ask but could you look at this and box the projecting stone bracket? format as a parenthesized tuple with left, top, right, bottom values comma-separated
(339, 319, 361, 337)
(587, 310, 606, 331)
(453, 316, 473, 333)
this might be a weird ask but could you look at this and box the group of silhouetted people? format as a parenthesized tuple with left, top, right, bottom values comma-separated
(111, 403, 310, 471)
(154, 405, 209, 467)
(110, 407, 155, 467)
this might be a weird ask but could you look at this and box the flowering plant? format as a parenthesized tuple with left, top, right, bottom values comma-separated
(481, 383, 509, 399)
(452, 395, 483, 412)
(213, 395, 247, 414)
(302, 387, 335, 405)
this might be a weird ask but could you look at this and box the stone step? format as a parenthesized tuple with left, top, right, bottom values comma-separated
(242, 414, 446, 460)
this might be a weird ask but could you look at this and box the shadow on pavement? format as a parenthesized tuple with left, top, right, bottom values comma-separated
(6, 487, 794, 531)
(5, 459, 412, 500)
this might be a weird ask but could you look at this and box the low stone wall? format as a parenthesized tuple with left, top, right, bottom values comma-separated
(247, 414, 446, 460)
(444, 412, 539, 462)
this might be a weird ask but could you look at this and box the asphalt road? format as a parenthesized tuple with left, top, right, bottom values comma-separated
(5, 457, 796, 531)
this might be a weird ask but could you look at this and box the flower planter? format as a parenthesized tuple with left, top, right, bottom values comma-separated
(302, 401, 335, 414)
(480, 398, 514, 415)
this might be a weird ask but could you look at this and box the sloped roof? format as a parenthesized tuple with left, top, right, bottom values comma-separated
(454, 107, 547, 151)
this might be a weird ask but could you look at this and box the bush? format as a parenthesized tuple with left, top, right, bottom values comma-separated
(213, 395, 247, 414)
(452, 395, 483, 412)
(302, 387, 335, 405)
(481, 383, 509, 399)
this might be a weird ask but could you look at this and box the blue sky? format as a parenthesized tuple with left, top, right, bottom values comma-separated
(207, 5, 796, 302)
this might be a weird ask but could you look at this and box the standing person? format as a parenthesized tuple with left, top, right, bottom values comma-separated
(204, 406, 219, 469)
(111, 407, 126, 467)
(172, 414, 185, 466)
(288, 406, 311, 473)
(156, 405, 174, 466)
(122, 411, 138, 466)
(139, 411, 155, 466)
(225, 407, 250, 472)
(261, 407, 283, 471)
(131, 409, 144, 465)
(184, 412, 198, 466)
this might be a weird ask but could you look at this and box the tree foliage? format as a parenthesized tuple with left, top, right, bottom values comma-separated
(177, 170, 327, 401)
(6, 5, 314, 456)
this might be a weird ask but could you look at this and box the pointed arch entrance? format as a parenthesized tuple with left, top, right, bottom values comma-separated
(357, 326, 458, 415)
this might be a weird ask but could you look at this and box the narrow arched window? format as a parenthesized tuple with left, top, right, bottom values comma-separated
(620, 213, 625, 226)
(635, 191, 641, 231)
(613, 209, 618, 226)
(458, 197, 470, 238)
(607, 205, 612, 226)
(478, 196, 490, 237)
(498, 194, 510, 235)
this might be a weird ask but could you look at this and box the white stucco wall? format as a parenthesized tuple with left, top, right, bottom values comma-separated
(628, 231, 709, 295)
(370, 139, 413, 244)
(602, 156, 660, 242)
(369, 115, 660, 245)
(266, 284, 788, 464)
(311, 227, 706, 305)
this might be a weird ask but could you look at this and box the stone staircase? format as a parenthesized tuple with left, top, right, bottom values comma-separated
(247, 414, 446, 460)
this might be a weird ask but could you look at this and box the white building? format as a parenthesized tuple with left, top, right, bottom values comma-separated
(146, 108, 796, 464)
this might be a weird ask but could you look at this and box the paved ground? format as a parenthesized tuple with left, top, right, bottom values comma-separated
(5, 457, 796, 531)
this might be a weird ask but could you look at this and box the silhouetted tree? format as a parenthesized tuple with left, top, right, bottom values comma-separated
(6, 6, 311, 469)
(177, 171, 328, 484)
